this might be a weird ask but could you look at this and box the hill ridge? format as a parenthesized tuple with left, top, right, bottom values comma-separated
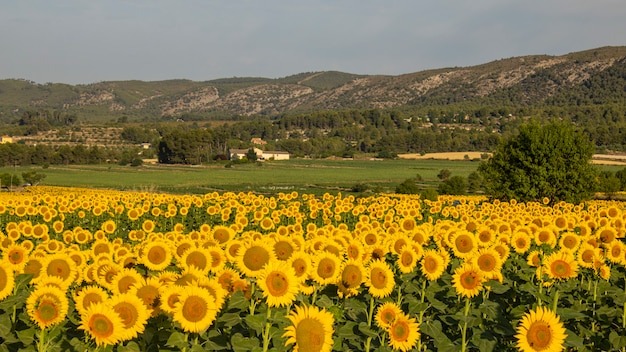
(1, 46, 625, 121)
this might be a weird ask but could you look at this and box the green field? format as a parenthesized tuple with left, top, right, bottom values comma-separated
(2, 159, 623, 195)
(0, 159, 482, 194)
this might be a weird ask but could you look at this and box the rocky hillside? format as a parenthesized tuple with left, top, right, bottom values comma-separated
(1, 46, 625, 121)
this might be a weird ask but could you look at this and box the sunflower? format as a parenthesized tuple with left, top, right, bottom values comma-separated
(34, 274, 71, 293)
(174, 265, 206, 286)
(141, 240, 173, 271)
(110, 268, 143, 295)
(27, 285, 69, 329)
(366, 260, 395, 299)
(159, 283, 183, 315)
(452, 263, 484, 298)
(375, 301, 403, 330)
(396, 245, 419, 274)
(257, 260, 299, 307)
(336, 258, 366, 298)
(475, 226, 497, 248)
(310, 252, 341, 286)
(557, 231, 581, 252)
(93, 262, 123, 290)
(173, 285, 219, 333)
(420, 249, 446, 281)
(141, 219, 156, 233)
(109, 293, 150, 341)
(515, 306, 567, 352)
(101, 220, 117, 235)
(511, 231, 532, 254)
(235, 240, 275, 278)
(91, 240, 113, 257)
(23, 257, 44, 283)
(211, 225, 234, 245)
(195, 277, 227, 313)
(288, 251, 312, 283)
(173, 238, 195, 261)
(597, 263, 611, 280)
(388, 233, 411, 256)
(597, 226, 617, 244)
(205, 246, 227, 274)
(345, 239, 365, 261)
(543, 251, 578, 280)
(130, 277, 162, 317)
(3, 243, 29, 273)
(273, 236, 297, 261)
(74, 285, 110, 316)
(604, 240, 626, 265)
(387, 313, 420, 352)
(450, 231, 478, 259)
(534, 226, 557, 248)
(79, 302, 125, 346)
(52, 220, 64, 234)
(40, 252, 77, 287)
(179, 247, 211, 274)
(214, 267, 242, 294)
(470, 247, 503, 279)
(283, 304, 334, 352)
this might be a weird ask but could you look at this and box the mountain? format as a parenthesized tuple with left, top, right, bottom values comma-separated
(1, 46, 625, 122)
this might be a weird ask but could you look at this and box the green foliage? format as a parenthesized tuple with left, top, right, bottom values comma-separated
(20, 171, 46, 185)
(419, 188, 439, 201)
(395, 178, 421, 194)
(467, 171, 483, 193)
(438, 175, 467, 195)
(245, 148, 258, 162)
(0, 173, 21, 187)
(437, 169, 451, 181)
(478, 120, 598, 204)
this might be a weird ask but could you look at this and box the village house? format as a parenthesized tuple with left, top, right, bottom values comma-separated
(250, 137, 267, 145)
(229, 147, 290, 161)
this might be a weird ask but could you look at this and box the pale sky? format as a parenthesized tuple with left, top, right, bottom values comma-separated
(2, 0, 625, 85)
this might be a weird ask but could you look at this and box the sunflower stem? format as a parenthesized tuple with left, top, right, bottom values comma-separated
(551, 289, 560, 313)
(396, 283, 402, 307)
(249, 282, 257, 315)
(623, 281, 626, 329)
(461, 297, 471, 352)
(417, 279, 427, 351)
(262, 307, 272, 352)
(591, 279, 598, 332)
(37, 328, 46, 352)
(311, 285, 318, 305)
(537, 264, 544, 307)
(364, 295, 375, 352)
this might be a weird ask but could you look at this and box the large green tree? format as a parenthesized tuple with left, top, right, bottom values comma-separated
(478, 120, 597, 204)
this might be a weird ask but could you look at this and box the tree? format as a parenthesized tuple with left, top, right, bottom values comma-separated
(0, 173, 21, 188)
(438, 176, 467, 195)
(246, 148, 258, 162)
(395, 178, 421, 194)
(467, 171, 483, 193)
(21, 171, 46, 185)
(597, 170, 621, 199)
(478, 120, 597, 204)
(437, 169, 451, 181)
(615, 167, 626, 190)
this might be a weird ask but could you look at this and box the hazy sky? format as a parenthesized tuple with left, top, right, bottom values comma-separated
(2, 0, 625, 85)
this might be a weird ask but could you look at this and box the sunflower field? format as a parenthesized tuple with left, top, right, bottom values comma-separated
(0, 186, 625, 352)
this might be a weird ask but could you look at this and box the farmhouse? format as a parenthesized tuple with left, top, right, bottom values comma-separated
(229, 148, 290, 161)
(251, 137, 267, 145)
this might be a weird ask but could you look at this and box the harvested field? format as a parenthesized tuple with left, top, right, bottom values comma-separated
(397, 152, 488, 160)
(398, 152, 626, 165)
